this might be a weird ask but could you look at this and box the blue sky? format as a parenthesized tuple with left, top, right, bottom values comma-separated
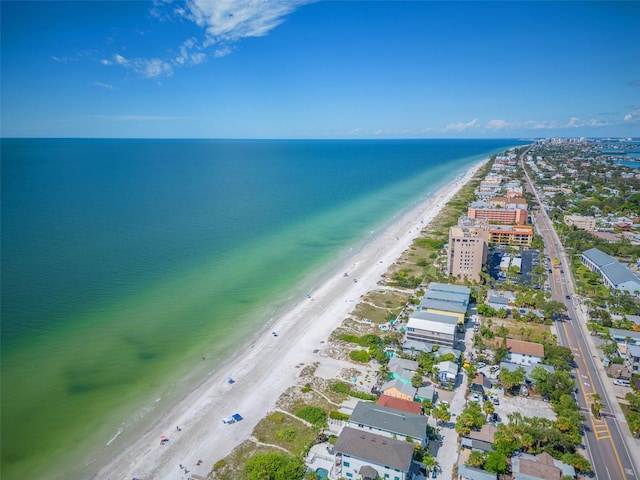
(1, 1, 639, 139)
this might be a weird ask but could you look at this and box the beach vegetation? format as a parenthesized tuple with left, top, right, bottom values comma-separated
(329, 411, 350, 421)
(253, 413, 317, 457)
(244, 452, 305, 480)
(331, 381, 351, 395)
(294, 406, 327, 427)
(348, 349, 370, 363)
(348, 390, 377, 401)
(336, 333, 381, 347)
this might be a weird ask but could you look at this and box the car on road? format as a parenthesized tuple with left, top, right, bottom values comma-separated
(565, 295, 571, 300)
(492, 397, 500, 405)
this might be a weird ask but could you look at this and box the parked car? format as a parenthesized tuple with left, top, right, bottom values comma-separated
(614, 379, 630, 387)
(492, 397, 500, 405)
(477, 362, 486, 368)
(489, 365, 500, 373)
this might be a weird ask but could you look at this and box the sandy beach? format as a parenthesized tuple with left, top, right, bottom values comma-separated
(93, 159, 486, 480)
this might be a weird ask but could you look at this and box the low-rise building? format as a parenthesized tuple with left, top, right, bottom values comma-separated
(488, 224, 534, 246)
(380, 379, 416, 402)
(511, 452, 575, 480)
(333, 427, 415, 480)
(419, 282, 471, 324)
(348, 401, 428, 447)
(609, 328, 640, 345)
(436, 360, 458, 384)
(388, 357, 419, 385)
(460, 424, 497, 453)
(376, 394, 423, 415)
(494, 338, 545, 366)
(581, 247, 640, 296)
(405, 311, 458, 348)
(565, 214, 596, 231)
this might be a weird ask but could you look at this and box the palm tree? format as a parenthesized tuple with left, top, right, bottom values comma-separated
(423, 453, 438, 475)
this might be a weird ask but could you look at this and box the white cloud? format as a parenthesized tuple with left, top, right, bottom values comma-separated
(624, 108, 640, 123)
(445, 119, 478, 132)
(103, 1, 313, 79)
(93, 82, 115, 90)
(486, 119, 509, 131)
(566, 116, 582, 128)
(185, 0, 314, 44)
(105, 53, 173, 78)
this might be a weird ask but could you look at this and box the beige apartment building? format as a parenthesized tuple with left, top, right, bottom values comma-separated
(565, 214, 596, 231)
(447, 218, 489, 282)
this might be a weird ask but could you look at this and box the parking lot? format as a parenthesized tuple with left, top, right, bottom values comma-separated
(488, 246, 542, 287)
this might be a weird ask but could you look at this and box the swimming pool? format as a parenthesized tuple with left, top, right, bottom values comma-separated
(315, 467, 329, 479)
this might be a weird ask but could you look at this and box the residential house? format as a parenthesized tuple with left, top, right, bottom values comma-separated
(499, 361, 554, 383)
(415, 384, 436, 404)
(457, 465, 497, 480)
(388, 357, 419, 385)
(494, 338, 545, 366)
(401, 339, 462, 360)
(377, 394, 423, 415)
(486, 289, 516, 312)
(348, 401, 428, 447)
(511, 452, 575, 480)
(470, 373, 493, 394)
(380, 379, 416, 402)
(333, 427, 415, 480)
(436, 360, 458, 385)
(460, 424, 497, 453)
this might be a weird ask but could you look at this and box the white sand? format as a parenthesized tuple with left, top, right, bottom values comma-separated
(93, 159, 487, 480)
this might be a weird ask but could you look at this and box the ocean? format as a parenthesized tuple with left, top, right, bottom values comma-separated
(1, 138, 525, 479)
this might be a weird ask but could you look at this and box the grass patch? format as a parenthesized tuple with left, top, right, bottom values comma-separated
(253, 412, 318, 457)
(488, 318, 553, 343)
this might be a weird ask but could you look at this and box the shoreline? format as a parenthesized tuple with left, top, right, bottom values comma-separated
(92, 158, 488, 480)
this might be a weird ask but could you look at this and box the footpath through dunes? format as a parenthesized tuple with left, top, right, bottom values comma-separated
(93, 161, 487, 480)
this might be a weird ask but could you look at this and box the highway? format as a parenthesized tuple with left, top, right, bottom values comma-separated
(519, 146, 639, 480)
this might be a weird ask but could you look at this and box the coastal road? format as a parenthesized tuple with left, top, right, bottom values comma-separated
(520, 147, 640, 480)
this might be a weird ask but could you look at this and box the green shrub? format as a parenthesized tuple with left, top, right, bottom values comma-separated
(349, 391, 377, 401)
(349, 350, 370, 363)
(329, 411, 350, 421)
(332, 381, 351, 394)
(295, 406, 327, 427)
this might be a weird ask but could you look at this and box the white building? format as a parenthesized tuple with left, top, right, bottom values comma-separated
(333, 427, 415, 480)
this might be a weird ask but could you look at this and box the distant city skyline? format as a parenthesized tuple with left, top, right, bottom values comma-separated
(1, 1, 639, 139)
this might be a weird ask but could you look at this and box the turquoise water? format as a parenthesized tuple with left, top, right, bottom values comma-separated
(1, 139, 524, 479)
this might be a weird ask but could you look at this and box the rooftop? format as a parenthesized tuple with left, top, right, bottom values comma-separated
(334, 427, 415, 472)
